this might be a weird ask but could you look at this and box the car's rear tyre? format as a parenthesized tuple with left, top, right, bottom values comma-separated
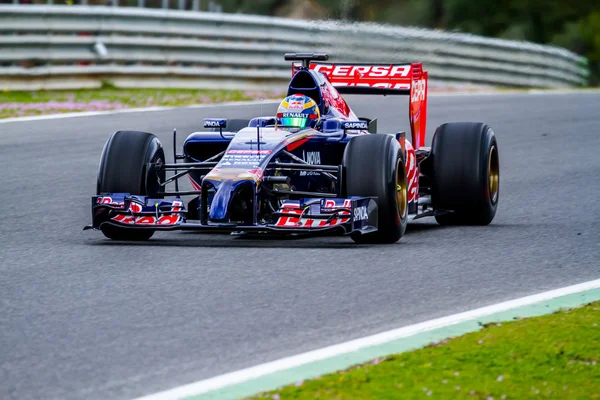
(97, 130, 165, 240)
(431, 122, 499, 225)
(343, 134, 408, 244)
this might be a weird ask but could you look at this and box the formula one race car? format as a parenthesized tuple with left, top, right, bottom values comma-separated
(86, 53, 499, 244)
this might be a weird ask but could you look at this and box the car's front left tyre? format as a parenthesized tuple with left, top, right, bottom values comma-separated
(430, 122, 499, 225)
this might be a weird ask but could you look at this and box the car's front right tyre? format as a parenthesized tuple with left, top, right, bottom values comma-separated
(97, 130, 165, 240)
(343, 134, 408, 244)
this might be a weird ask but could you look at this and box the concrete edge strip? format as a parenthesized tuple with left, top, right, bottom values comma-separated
(3, 89, 599, 125)
(133, 278, 600, 400)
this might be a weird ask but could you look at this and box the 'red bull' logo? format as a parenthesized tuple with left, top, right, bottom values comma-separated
(275, 199, 352, 227)
(111, 201, 183, 225)
(96, 196, 124, 207)
(288, 99, 304, 110)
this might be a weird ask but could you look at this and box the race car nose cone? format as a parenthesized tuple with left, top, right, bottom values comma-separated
(208, 180, 235, 222)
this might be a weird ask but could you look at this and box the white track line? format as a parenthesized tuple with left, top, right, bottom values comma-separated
(0, 100, 279, 124)
(134, 278, 600, 400)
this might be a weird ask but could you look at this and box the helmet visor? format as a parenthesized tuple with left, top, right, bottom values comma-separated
(280, 116, 310, 128)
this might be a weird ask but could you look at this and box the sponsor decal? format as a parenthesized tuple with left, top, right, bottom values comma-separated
(111, 200, 183, 225)
(301, 150, 321, 176)
(223, 155, 261, 160)
(281, 112, 309, 119)
(111, 201, 142, 224)
(247, 169, 264, 181)
(220, 152, 264, 167)
(312, 64, 411, 78)
(319, 199, 352, 226)
(233, 161, 259, 166)
(96, 196, 124, 207)
(275, 199, 352, 227)
(288, 99, 305, 110)
(405, 141, 418, 203)
(353, 205, 369, 222)
(341, 121, 369, 130)
(411, 79, 426, 102)
(203, 118, 226, 128)
(274, 202, 304, 227)
(227, 149, 272, 155)
(302, 150, 321, 165)
(336, 82, 411, 90)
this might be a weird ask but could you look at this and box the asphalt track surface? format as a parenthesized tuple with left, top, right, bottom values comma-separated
(1, 92, 599, 400)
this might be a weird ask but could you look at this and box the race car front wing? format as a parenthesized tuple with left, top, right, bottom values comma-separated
(85, 194, 378, 237)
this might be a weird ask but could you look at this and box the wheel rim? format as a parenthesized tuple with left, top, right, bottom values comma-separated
(488, 145, 499, 204)
(396, 158, 408, 218)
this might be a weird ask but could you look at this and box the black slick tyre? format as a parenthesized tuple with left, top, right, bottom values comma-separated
(343, 134, 408, 244)
(97, 130, 165, 240)
(431, 122, 499, 225)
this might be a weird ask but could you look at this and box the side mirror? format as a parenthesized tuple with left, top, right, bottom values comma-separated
(203, 118, 227, 129)
(341, 121, 369, 131)
(367, 118, 377, 134)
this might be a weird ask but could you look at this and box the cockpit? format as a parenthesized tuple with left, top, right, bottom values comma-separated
(287, 69, 328, 115)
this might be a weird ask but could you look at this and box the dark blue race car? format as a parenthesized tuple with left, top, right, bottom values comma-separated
(86, 53, 500, 243)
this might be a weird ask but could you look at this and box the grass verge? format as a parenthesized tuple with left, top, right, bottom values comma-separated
(0, 85, 283, 119)
(251, 301, 600, 399)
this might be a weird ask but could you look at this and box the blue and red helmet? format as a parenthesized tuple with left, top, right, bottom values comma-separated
(277, 94, 320, 129)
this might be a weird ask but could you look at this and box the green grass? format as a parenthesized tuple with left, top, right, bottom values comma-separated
(0, 84, 283, 119)
(251, 302, 600, 399)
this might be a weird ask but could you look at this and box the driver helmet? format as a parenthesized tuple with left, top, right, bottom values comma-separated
(276, 94, 320, 129)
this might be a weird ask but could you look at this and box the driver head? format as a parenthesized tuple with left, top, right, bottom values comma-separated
(276, 94, 320, 129)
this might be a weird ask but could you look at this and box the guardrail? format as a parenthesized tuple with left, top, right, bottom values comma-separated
(0, 5, 589, 90)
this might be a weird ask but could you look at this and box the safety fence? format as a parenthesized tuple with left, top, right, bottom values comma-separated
(0, 5, 589, 90)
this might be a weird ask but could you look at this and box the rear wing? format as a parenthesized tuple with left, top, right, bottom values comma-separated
(311, 62, 428, 149)
(309, 63, 418, 94)
(286, 53, 428, 149)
